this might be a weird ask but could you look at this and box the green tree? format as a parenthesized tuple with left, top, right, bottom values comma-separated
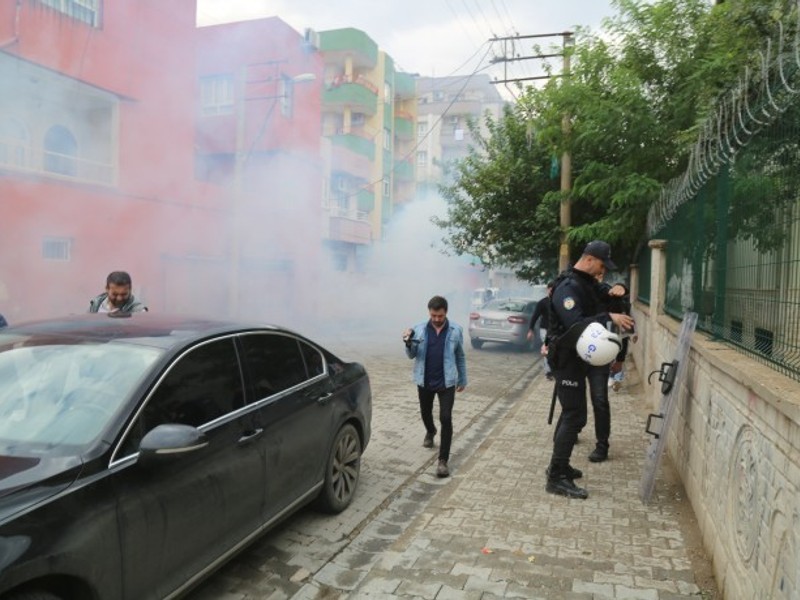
(435, 0, 792, 281)
(433, 104, 561, 282)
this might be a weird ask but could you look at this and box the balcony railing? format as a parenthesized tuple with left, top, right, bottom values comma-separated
(0, 137, 115, 185)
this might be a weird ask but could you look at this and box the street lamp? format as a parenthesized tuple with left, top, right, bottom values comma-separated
(228, 66, 317, 317)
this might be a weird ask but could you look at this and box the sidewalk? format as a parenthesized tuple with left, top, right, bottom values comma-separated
(337, 362, 718, 599)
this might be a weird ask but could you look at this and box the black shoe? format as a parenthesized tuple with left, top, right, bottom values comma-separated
(588, 445, 608, 463)
(546, 464, 583, 479)
(546, 476, 588, 499)
(545, 373, 554, 381)
(436, 459, 450, 478)
(423, 433, 435, 448)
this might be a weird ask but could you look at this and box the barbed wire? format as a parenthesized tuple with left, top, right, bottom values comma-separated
(647, 8, 800, 236)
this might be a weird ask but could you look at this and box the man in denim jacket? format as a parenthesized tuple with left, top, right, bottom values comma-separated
(403, 295, 468, 478)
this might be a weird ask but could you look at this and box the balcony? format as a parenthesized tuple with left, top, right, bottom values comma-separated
(393, 158, 414, 182)
(330, 135, 373, 180)
(0, 137, 115, 185)
(323, 77, 378, 115)
(356, 188, 375, 213)
(320, 28, 378, 69)
(394, 112, 413, 141)
(325, 204, 372, 245)
(395, 72, 415, 100)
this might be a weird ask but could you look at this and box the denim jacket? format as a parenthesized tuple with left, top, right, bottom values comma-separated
(405, 320, 468, 388)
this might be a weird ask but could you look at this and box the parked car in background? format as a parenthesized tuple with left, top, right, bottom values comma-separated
(0, 313, 371, 600)
(468, 297, 538, 351)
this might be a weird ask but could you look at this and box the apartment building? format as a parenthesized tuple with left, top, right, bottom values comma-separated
(195, 17, 324, 321)
(414, 74, 506, 194)
(318, 27, 417, 272)
(0, 0, 226, 321)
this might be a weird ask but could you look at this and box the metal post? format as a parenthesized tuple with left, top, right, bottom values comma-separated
(558, 33, 573, 272)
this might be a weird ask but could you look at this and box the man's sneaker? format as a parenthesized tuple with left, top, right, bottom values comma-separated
(436, 459, 450, 478)
(545, 372, 554, 381)
(588, 445, 609, 463)
(545, 476, 589, 499)
(612, 380, 622, 392)
(546, 464, 583, 479)
(423, 433, 435, 448)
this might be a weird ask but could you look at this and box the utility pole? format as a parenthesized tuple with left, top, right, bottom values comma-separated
(490, 31, 575, 272)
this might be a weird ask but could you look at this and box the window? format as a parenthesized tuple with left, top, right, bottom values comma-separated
(0, 118, 28, 168)
(416, 151, 427, 166)
(383, 128, 391, 150)
(384, 82, 392, 104)
(119, 339, 244, 456)
(352, 112, 366, 127)
(300, 342, 325, 377)
(417, 121, 427, 137)
(454, 129, 464, 141)
(42, 237, 72, 261)
(38, 0, 101, 27)
(200, 75, 234, 115)
(43, 125, 77, 176)
(433, 91, 445, 101)
(239, 334, 309, 401)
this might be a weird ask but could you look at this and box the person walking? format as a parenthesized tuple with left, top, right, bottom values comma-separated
(403, 295, 468, 478)
(528, 281, 555, 380)
(88, 271, 148, 314)
(545, 241, 634, 499)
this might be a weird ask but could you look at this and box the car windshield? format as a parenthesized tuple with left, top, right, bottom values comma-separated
(483, 299, 530, 312)
(0, 337, 162, 454)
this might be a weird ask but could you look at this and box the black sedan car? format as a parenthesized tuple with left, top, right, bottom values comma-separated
(0, 313, 371, 600)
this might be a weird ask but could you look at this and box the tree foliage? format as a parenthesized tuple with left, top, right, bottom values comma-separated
(434, 0, 794, 282)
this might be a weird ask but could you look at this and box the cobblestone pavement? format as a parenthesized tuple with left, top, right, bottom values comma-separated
(189, 330, 715, 600)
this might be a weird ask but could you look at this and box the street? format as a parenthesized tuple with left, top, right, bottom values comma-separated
(190, 332, 543, 599)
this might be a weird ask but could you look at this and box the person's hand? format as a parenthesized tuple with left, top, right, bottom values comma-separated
(402, 328, 413, 341)
(526, 329, 533, 341)
(456, 385, 466, 392)
(610, 360, 623, 375)
(540, 344, 548, 356)
(608, 284, 627, 297)
(610, 312, 634, 331)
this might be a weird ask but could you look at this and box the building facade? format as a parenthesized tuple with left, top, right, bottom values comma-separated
(414, 74, 506, 194)
(0, 0, 226, 321)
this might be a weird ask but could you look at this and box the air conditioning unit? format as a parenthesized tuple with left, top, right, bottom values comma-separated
(303, 28, 320, 51)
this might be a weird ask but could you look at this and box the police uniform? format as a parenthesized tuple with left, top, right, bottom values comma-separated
(546, 266, 613, 498)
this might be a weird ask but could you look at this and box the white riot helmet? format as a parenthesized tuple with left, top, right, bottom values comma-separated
(576, 322, 622, 366)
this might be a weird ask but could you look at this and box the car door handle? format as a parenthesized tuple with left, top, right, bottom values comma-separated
(238, 428, 264, 444)
(316, 392, 333, 405)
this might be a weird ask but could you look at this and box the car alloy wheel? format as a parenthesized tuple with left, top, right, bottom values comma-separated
(317, 423, 361, 514)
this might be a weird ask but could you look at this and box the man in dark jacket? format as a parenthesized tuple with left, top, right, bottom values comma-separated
(545, 241, 634, 499)
(528, 281, 555, 380)
(88, 271, 148, 313)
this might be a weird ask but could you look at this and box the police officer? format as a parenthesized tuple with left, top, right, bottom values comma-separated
(545, 241, 634, 499)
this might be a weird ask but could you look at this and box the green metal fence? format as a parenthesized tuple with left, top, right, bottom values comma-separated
(648, 107, 800, 381)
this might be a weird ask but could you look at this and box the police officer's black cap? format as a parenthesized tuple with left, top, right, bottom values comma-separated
(583, 240, 617, 271)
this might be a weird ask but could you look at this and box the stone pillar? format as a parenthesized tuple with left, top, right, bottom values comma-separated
(647, 240, 668, 409)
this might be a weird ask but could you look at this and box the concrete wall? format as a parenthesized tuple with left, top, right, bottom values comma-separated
(628, 242, 800, 600)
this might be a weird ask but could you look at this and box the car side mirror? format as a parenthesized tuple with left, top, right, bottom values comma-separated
(138, 424, 208, 464)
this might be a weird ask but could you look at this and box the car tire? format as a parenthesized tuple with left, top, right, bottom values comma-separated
(470, 339, 484, 349)
(7, 591, 62, 600)
(316, 423, 361, 514)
